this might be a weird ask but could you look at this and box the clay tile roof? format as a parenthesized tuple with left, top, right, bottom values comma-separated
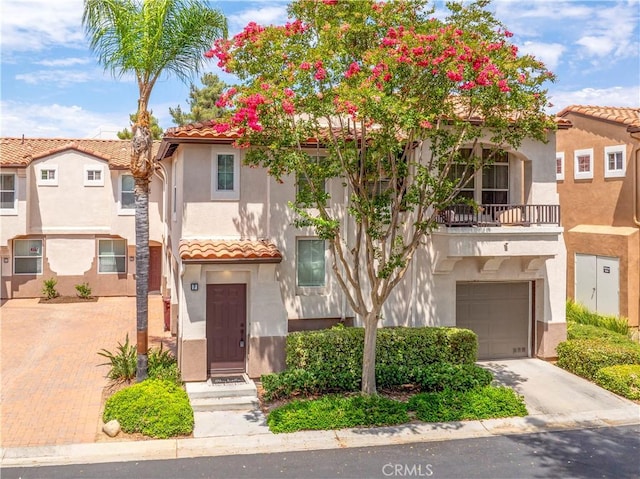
(179, 239, 282, 263)
(164, 121, 239, 141)
(556, 105, 640, 129)
(0, 138, 161, 168)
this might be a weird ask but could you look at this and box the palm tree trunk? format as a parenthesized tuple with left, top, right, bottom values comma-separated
(135, 176, 150, 382)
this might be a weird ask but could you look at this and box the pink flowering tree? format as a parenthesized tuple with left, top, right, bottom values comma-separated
(208, 0, 554, 394)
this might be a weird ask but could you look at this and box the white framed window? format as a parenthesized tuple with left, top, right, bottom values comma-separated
(14, 239, 43, 275)
(211, 152, 239, 200)
(604, 145, 626, 178)
(36, 165, 58, 186)
(84, 165, 104, 186)
(556, 152, 565, 181)
(98, 239, 127, 273)
(481, 150, 509, 204)
(119, 174, 135, 214)
(296, 238, 326, 288)
(574, 148, 593, 180)
(0, 173, 17, 214)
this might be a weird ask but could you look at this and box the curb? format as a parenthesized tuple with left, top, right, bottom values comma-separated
(3, 406, 639, 468)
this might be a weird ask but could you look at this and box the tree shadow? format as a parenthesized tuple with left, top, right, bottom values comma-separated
(349, 419, 464, 436)
(477, 361, 529, 389)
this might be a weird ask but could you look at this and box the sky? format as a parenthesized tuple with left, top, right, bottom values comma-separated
(0, 0, 639, 139)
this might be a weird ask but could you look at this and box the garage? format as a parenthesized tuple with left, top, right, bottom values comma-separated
(456, 282, 530, 359)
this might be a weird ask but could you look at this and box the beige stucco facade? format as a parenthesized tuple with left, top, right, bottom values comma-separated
(556, 108, 640, 327)
(160, 128, 567, 380)
(0, 141, 164, 299)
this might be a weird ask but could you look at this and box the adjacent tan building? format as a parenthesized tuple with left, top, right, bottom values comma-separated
(0, 138, 164, 299)
(555, 106, 640, 328)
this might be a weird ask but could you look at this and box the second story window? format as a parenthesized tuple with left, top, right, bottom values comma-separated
(84, 165, 104, 186)
(37, 165, 58, 186)
(212, 152, 239, 200)
(556, 152, 565, 181)
(0, 174, 17, 213)
(604, 145, 626, 178)
(482, 150, 509, 204)
(574, 148, 593, 180)
(119, 174, 135, 213)
(297, 238, 326, 288)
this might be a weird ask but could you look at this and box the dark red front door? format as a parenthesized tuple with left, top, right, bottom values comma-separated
(148, 246, 162, 292)
(206, 284, 246, 373)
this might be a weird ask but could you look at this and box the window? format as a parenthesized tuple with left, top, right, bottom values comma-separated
(0, 174, 17, 213)
(556, 152, 565, 181)
(297, 238, 325, 287)
(119, 174, 135, 213)
(212, 152, 239, 200)
(297, 156, 326, 203)
(36, 165, 58, 186)
(84, 165, 104, 186)
(604, 145, 626, 178)
(481, 150, 509, 204)
(98, 239, 126, 273)
(14, 239, 43, 275)
(574, 148, 593, 180)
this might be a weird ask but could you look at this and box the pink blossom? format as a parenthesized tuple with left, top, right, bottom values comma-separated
(497, 79, 510, 92)
(446, 71, 463, 82)
(261, 82, 271, 90)
(284, 88, 295, 97)
(419, 120, 433, 129)
(322, 0, 338, 4)
(412, 47, 424, 56)
(315, 67, 327, 80)
(300, 61, 311, 70)
(345, 62, 361, 78)
(459, 81, 476, 90)
(282, 99, 295, 114)
(504, 30, 514, 38)
(314, 60, 324, 69)
(213, 122, 231, 133)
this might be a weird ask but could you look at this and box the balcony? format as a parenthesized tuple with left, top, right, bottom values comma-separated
(436, 204, 560, 228)
(431, 204, 563, 274)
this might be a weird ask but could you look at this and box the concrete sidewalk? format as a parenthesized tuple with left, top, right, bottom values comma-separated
(2, 359, 639, 468)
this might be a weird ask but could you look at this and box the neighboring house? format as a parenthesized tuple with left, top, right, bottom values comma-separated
(157, 122, 568, 381)
(555, 106, 640, 329)
(0, 138, 164, 299)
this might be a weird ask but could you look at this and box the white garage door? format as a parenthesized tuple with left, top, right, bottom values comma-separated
(456, 282, 530, 359)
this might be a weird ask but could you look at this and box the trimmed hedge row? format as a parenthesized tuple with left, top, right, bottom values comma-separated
(556, 339, 640, 381)
(594, 365, 640, 400)
(286, 325, 477, 371)
(262, 326, 480, 400)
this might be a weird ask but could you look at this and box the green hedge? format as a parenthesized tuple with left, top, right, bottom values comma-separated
(556, 339, 640, 380)
(407, 386, 527, 422)
(594, 364, 640, 400)
(286, 326, 476, 371)
(267, 394, 410, 433)
(567, 322, 633, 344)
(103, 379, 193, 438)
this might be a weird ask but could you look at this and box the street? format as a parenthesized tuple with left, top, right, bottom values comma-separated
(3, 425, 639, 479)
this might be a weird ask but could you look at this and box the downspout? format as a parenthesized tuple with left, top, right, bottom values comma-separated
(341, 176, 348, 322)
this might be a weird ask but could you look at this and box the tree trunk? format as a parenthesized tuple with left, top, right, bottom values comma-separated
(361, 311, 379, 395)
(135, 176, 150, 382)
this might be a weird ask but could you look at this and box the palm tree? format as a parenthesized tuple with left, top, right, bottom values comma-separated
(83, 0, 226, 382)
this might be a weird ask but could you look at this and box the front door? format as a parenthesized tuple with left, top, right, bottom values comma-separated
(148, 246, 162, 292)
(206, 284, 247, 374)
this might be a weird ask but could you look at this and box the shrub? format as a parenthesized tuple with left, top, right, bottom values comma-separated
(412, 363, 493, 392)
(566, 300, 629, 336)
(98, 334, 137, 382)
(556, 339, 640, 380)
(594, 365, 640, 400)
(42, 278, 59, 299)
(75, 282, 92, 298)
(103, 379, 193, 438)
(567, 322, 632, 344)
(408, 386, 527, 422)
(285, 326, 477, 378)
(267, 394, 409, 433)
(99, 336, 181, 384)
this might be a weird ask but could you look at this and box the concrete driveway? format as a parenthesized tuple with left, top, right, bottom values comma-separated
(479, 358, 637, 416)
(0, 296, 172, 448)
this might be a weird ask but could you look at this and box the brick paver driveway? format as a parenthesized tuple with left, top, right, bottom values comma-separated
(1, 295, 172, 448)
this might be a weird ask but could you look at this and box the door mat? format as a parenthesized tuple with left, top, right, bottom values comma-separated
(209, 376, 246, 385)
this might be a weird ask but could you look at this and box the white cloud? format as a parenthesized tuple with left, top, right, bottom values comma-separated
(0, 0, 85, 53)
(518, 42, 566, 71)
(548, 85, 640, 112)
(15, 70, 94, 86)
(226, 4, 289, 35)
(0, 100, 127, 138)
(574, 3, 639, 59)
(35, 57, 92, 67)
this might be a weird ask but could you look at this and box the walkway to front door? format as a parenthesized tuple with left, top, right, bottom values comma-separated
(206, 284, 247, 374)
